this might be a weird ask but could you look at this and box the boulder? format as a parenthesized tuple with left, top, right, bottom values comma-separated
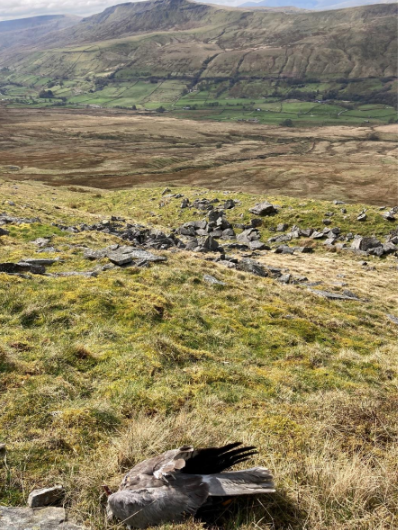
(274, 246, 295, 254)
(322, 219, 332, 225)
(251, 218, 263, 228)
(278, 274, 291, 284)
(276, 223, 288, 232)
(0, 262, 45, 275)
(19, 259, 58, 267)
(351, 236, 382, 252)
(236, 259, 267, 277)
(223, 199, 235, 210)
(249, 202, 278, 216)
(28, 486, 64, 508)
(181, 198, 190, 208)
(357, 213, 367, 221)
(249, 241, 269, 251)
(203, 236, 219, 251)
(0, 227, 9, 236)
(383, 211, 396, 221)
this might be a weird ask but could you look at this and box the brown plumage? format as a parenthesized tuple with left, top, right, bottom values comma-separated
(106, 442, 275, 528)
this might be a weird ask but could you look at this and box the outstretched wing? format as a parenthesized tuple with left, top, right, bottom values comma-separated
(181, 442, 257, 474)
(109, 475, 209, 529)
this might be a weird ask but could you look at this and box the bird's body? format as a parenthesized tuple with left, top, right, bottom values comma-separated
(107, 442, 275, 528)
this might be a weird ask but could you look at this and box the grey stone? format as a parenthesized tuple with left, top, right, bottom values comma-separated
(203, 236, 219, 251)
(322, 219, 332, 225)
(249, 202, 278, 216)
(0, 227, 9, 236)
(222, 228, 236, 238)
(236, 259, 267, 277)
(249, 240, 269, 251)
(333, 200, 345, 205)
(0, 506, 82, 529)
(274, 245, 295, 254)
(109, 250, 166, 265)
(84, 249, 108, 260)
(357, 213, 367, 221)
(311, 231, 325, 239)
(351, 236, 382, 252)
(32, 238, 52, 247)
(223, 199, 235, 209)
(278, 274, 291, 284)
(161, 188, 171, 196)
(387, 314, 398, 325)
(308, 289, 361, 301)
(251, 218, 263, 228)
(20, 259, 58, 267)
(296, 246, 314, 253)
(383, 211, 396, 221)
(0, 262, 45, 275)
(237, 228, 260, 243)
(276, 223, 288, 232)
(299, 228, 313, 237)
(181, 198, 190, 208)
(185, 238, 199, 250)
(28, 486, 64, 508)
(203, 274, 226, 286)
(56, 271, 98, 278)
(0, 443, 5, 458)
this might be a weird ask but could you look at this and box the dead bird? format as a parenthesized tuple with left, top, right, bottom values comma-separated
(104, 442, 275, 528)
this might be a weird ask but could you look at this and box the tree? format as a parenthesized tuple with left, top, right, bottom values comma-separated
(38, 89, 54, 98)
(280, 118, 293, 127)
(156, 106, 166, 113)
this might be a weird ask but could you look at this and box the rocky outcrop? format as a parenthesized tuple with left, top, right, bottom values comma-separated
(0, 506, 82, 530)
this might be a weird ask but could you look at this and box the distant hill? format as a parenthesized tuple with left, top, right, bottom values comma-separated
(239, 0, 397, 10)
(0, 15, 81, 50)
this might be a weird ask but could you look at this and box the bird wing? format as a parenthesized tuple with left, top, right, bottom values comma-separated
(109, 475, 209, 528)
(121, 443, 257, 488)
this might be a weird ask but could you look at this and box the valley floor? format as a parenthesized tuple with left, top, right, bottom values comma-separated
(0, 108, 397, 205)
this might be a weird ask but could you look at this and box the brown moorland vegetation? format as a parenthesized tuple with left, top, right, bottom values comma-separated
(0, 107, 397, 205)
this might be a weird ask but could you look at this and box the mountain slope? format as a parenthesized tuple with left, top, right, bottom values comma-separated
(3, 1, 395, 80)
(0, 15, 81, 50)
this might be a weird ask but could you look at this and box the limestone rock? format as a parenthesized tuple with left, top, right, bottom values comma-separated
(0, 506, 82, 530)
(249, 202, 278, 216)
(28, 486, 64, 508)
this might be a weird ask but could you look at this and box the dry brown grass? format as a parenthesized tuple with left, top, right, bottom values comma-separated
(0, 108, 396, 205)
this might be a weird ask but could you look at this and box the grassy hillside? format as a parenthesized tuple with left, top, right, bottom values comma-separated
(0, 1, 396, 124)
(0, 178, 397, 529)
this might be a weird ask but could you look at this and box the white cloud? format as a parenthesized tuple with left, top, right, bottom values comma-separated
(0, 0, 135, 20)
(0, 0, 244, 21)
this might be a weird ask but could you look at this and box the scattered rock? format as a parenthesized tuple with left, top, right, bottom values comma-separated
(0, 506, 82, 530)
(161, 188, 171, 196)
(249, 201, 278, 216)
(251, 218, 263, 228)
(19, 258, 59, 267)
(333, 200, 345, 205)
(322, 219, 332, 225)
(274, 245, 295, 254)
(203, 274, 226, 286)
(249, 241, 269, 251)
(276, 223, 288, 232)
(32, 238, 52, 247)
(223, 199, 235, 210)
(383, 211, 396, 221)
(308, 289, 361, 301)
(351, 236, 381, 252)
(0, 227, 9, 236)
(236, 259, 267, 277)
(28, 486, 64, 508)
(387, 314, 398, 325)
(56, 271, 98, 278)
(278, 274, 291, 284)
(0, 262, 46, 275)
(357, 213, 367, 222)
(181, 198, 190, 208)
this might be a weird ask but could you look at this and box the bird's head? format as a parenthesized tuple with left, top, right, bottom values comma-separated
(102, 484, 113, 497)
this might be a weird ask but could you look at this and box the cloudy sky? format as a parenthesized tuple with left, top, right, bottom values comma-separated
(0, 0, 242, 21)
